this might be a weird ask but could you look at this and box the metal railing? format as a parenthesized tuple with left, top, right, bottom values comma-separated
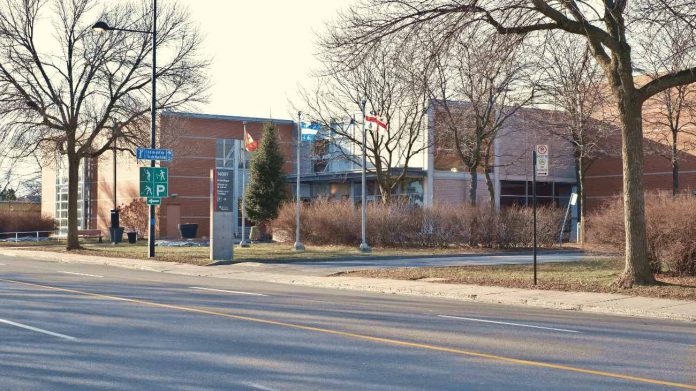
(0, 230, 57, 242)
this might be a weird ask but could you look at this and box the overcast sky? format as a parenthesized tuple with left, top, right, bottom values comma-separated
(182, 0, 352, 120)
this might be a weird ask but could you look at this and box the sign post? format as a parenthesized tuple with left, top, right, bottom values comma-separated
(533, 145, 549, 285)
(210, 168, 234, 262)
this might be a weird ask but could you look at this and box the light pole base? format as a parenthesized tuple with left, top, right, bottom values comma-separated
(359, 242, 371, 253)
(238, 239, 250, 248)
(293, 242, 305, 252)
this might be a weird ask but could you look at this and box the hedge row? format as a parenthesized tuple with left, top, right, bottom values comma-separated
(271, 199, 564, 248)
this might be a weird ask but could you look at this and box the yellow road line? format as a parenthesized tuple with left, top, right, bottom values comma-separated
(3, 277, 695, 390)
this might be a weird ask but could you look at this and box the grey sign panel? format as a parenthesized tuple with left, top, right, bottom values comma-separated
(215, 167, 235, 212)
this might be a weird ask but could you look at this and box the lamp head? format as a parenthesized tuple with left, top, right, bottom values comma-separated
(92, 21, 111, 33)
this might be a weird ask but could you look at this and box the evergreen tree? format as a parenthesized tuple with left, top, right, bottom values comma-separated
(245, 123, 287, 224)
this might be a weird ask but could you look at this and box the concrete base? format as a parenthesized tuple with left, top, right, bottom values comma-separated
(210, 211, 234, 261)
(238, 240, 250, 248)
(359, 242, 371, 253)
(293, 242, 305, 252)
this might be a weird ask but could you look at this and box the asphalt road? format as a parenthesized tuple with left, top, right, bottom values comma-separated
(1, 253, 694, 390)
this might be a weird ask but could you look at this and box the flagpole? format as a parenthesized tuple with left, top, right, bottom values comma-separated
(359, 99, 371, 253)
(239, 121, 250, 248)
(293, 111, 305, 251)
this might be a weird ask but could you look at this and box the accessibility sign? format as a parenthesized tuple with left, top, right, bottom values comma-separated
(140, 167, 169, 198)
(136, 148, 173, 161)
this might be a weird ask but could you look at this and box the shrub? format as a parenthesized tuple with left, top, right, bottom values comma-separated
(271, 199, 564, 249)
(0, 210, 54, 234)
(587, 192, 696, 276)
(120, 199, 148, 236)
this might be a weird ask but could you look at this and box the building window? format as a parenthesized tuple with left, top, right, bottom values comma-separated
(216, 139, 238, 168)
(499, 180, 574, 208)
(55, 156, 87, 235)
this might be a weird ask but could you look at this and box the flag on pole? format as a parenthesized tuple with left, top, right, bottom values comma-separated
(244, 130, 258, 152)
(365, 115, 387, 131)
(300, 121, 321, 141)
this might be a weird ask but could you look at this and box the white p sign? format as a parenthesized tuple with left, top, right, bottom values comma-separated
(156, 184, 167, 197)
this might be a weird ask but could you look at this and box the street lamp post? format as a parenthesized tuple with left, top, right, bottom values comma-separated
(293, 111, 305, 252)
(359, 99, 371, 253)
(93, 0, 158, 258)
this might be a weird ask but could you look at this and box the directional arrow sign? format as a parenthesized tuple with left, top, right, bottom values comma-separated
(147, 198, 161, 205)
(140, 167, 168, 198)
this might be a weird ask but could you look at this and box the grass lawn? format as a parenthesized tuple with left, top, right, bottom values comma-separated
(335, 258, 696, 301)
(2, 240, 510, 266)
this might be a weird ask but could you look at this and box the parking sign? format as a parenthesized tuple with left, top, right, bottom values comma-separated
(535, 145, 549, 177)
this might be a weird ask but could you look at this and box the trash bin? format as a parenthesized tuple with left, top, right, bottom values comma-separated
(178, 223, 198, 239)
(110, 227, 124, 244)
(127, 231, 137, 244)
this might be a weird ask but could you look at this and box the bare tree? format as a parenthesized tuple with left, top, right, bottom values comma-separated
(639, 18, 696, 195)
(0, 0, 208, 249)
(298, 41, 429, 203)
(536, 32, 613, 241)
(429, 27, 534, 205)
(324, 0, 696, 287)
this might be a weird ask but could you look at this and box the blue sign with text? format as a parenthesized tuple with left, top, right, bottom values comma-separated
(136, 148, 173, 161)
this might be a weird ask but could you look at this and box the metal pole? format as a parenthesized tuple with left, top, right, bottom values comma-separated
(533, 149, 537, 285)
(239, 122, 250, 247)
(148, 0, 157, 258)
(560, 196, 573, 247)
(113, 132, 117, 211)
(112, 128, 118, 245)
(359, 100, 370, 253)
(293, 112, 305, 251)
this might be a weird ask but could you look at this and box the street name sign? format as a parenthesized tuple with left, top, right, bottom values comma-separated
(535, 144, 549, 177)
(140, 167, 169, 199)
(136, 147, 173, 161)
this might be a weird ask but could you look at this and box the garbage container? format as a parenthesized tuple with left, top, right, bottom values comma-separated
(178, 223, 198, 239)
(110, 227, 124, 244)
(127, 231, 137, 244)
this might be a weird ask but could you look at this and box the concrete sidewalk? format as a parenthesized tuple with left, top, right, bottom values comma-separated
(3, 248, 695, 323)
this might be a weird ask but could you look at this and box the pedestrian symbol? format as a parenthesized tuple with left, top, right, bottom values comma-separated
(140, 167, 169, 199)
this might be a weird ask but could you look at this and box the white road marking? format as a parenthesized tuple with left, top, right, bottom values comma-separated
(438, 315, 581, 333)
(0, 318, 77, 340)
(0, 263, 5, 266)
(59, 271, 104, 278)
(241, 382, 279, 391)
(189, 286, 268, 297)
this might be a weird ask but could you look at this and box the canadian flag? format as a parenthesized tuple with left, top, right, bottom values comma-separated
(244, 130, 258, 152)
(365, 115, 387, 131)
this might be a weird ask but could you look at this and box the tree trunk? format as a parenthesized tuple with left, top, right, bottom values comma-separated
(615, 100, 656, 287)
(484, 170, 495, 208)
(66, 153, 81, 250)
(672, 131, 679, 196)
(469, 167, 478, 205)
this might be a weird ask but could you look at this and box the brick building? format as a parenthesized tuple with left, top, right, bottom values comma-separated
(584, 83, 696, 208)
(42, 112, 296, 239)
(41, 103, 578, 239)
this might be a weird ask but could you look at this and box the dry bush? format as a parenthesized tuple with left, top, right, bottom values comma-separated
(120, 199, 148, 236)
(0, 211, 54, 235)
(587, 192, 696, 275)
(271, 200, 564, 249)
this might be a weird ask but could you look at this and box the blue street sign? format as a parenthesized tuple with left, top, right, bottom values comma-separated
(136, 147, 173, 161)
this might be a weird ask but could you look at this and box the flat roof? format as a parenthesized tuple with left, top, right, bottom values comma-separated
(162, 111, 295, 125)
